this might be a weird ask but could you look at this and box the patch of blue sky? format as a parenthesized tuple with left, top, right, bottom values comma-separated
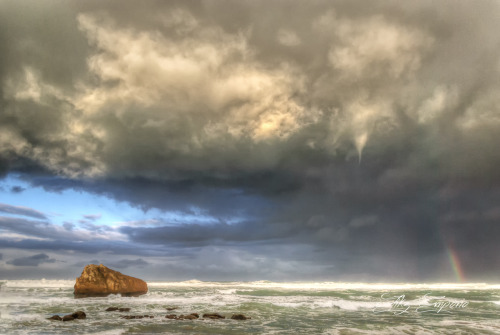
(0, 174, 221, 228)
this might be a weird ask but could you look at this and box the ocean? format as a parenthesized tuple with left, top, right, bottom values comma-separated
(0, 280, 499, 334)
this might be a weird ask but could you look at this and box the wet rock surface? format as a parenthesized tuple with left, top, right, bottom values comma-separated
(203, 313, 226, 319)
(105, 307, 119, 312)
(72, 311, 87, 319)
(120, 315, 154, 319)
(165, 313, 200, 320)
(231, 314, 251, 320)
(47, 311, 86, 322)
(48, 309, 250, 322)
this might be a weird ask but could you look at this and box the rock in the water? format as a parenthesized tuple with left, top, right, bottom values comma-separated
(71, 311, 87, 319)
(165, 313, 199, 320)
(105, 307, 119, 312)
(231, 314, 250, 320)
(202, 313, 225, 319)
(47, 315, 62, 321)
(74, 264, 148, 298)
(48, 311, 86, 322)
(121, 314, 153, 319)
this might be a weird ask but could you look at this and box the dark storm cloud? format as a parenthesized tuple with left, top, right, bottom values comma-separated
(7, 253, 56, 267)
(1, 0, 498, 189)
(72, 258, 148, 269)
(0, 237, 169, 257)
(1, 0, 500, 280)
(120, 220, 297, 247)
(0, 203, 47, 220)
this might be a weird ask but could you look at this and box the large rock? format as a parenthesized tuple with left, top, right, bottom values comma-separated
(74, 264, 148, 298)
(47, 311, 86, 322)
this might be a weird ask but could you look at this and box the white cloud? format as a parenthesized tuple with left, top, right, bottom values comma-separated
(75, 13, 314, 145)
(417, 86, 458, 124)
(328, 16, 433, 79)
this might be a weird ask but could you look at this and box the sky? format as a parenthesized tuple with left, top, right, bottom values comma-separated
(1, 0, 500, 282)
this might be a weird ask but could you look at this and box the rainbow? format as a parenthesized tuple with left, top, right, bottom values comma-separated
(446, 243, 465, 282)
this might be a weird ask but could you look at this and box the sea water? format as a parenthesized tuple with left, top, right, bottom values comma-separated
(0, 280, 499, 334)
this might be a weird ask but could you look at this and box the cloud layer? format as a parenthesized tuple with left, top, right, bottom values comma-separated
(0, 203, 47, 220)
(1, 0, 500, 281)
(7, 253, 56, 267)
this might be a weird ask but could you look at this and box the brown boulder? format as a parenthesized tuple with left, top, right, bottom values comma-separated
(71, 311, 87, 319)
(202, 313, 225, 319)
(74, 264, 148, 298)
(121, 315, 153, 319)
(231, 314, 250, 320)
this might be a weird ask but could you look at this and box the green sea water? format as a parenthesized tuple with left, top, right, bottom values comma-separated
(0, 280, 499, 334)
